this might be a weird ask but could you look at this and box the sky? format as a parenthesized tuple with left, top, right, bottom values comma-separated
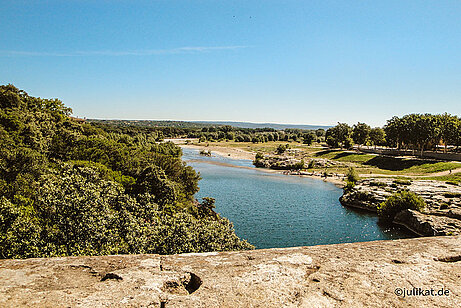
(1, 0, 461, 127)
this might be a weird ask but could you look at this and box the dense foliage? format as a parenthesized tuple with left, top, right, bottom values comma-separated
(326, 113, 461, 153)
(377, 191, 426, 222)
(90, 120, 327, 144)
(0, 84, 253, 258)
(384, 113, 461, 154)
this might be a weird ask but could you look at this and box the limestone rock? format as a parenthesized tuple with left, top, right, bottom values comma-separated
(0, 236, 460, 307)
(340, 179, 461, 235)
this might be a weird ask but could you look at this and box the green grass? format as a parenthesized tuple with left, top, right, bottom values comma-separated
(426, 173, 461, 184)
(195, 140, 322, 154)
(314, 151, 460, 174)
(314, 150, 376, 163)
(403, 162, 461, 174)
(195, 142, 461, 178)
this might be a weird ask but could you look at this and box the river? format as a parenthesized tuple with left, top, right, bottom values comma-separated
(182, 147, 415, 249)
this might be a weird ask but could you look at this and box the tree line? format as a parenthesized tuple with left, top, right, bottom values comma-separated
(90, 120, 327, 145)
(325, 113, 461, 154)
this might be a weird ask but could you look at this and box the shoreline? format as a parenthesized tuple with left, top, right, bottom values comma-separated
(179, 143, 256, 160)
(180, 144, 345, 188)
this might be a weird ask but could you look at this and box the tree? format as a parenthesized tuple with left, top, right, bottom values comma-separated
(325, 123, 352, 148)
(437, 113, 459, 152)
(303, 132, 316, 145)
(0, 84, 254, 258)
(369, 127, 386, 149)
(276, 144, 289, 154)
(352, 122, 371, 148)
(315, 128, 325, 137)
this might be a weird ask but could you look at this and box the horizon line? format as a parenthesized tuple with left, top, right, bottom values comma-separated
(83, 118, 334, 127)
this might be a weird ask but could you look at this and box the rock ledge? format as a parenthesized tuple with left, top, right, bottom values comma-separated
(1, 236, 460, 307)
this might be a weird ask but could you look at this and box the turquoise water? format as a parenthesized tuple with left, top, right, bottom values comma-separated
(183, 148, 415, 249)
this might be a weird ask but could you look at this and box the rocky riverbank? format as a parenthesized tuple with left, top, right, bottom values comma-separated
(340, 179, 461, 236)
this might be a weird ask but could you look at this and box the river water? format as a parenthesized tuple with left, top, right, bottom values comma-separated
(182, 147, 415, 249)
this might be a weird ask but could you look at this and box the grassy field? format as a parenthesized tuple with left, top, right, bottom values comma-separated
(193, 140, 461, 180)
(426, 173, 461, 184)
(193, 140, 320, 154)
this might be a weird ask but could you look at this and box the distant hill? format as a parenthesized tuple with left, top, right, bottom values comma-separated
(87, 119, 209, 128)
(88, 119, 332, 130)
(193, 121, 332, 130)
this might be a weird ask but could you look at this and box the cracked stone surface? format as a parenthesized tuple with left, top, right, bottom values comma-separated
(0, 236, 460, 307)
(340, 179, 461, 235)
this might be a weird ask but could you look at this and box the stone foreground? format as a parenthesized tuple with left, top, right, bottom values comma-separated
(0, 236, 460, 308)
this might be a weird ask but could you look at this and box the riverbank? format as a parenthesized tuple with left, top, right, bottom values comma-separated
(180, 142, 461, 237)
(174, 140, 461, 185)
(180, 144, 345, 187)
(179, 143, 256, 160)
(340, 178, 461, 236)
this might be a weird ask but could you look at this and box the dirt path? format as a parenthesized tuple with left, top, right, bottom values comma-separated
(359, 167, 461, 178)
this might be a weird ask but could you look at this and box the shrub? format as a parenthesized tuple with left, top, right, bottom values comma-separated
(290, 160, 305, 170)
(276, 144, 289, 154)
(344, 181, 356, 191)
(377, 191, 425, 222)
(393, 179, 412, 185)
(346, 167, 359, 184)
(355, 191, 373, 201)
(255, 152, 264, 160)
(369, 181, 387, 187)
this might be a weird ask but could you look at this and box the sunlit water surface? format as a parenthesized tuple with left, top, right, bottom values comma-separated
(182, 147, 415, 249)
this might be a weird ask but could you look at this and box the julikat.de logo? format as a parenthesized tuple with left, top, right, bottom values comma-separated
(394, 287, 450, 297)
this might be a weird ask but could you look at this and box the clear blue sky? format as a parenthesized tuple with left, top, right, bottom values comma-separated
(1, 0, 461, 126)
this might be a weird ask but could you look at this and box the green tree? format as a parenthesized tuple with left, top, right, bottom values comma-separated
(369, 127, 386, 149)
(303, 132, 316, 145)
(437, 113, 459, 152)
(0, 84, 254, 258)
(276, 143, 289, 154)
(325, 123, 352, 148)
(352, 122, 371, 149)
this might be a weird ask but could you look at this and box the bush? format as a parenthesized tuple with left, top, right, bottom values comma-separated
(346, 167, 359, 184)
(0, 85, 254, 258)
(393, 179, 412, 185)
(255, 152, 264, 160)
(276, 144, 289, 154)
(377, 191, 425, 222)
(344, 181, 356, 191)
(290, 159, 305, 170)
(369, 181, 387, 187)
